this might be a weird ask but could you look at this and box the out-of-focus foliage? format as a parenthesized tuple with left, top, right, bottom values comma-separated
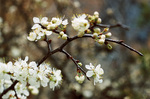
(0, 0, 150, 99)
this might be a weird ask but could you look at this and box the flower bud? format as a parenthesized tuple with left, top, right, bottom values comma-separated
(106, 32, 112, 37)
(60, 31, 64, 36)
(100, 35, 106, 39)
(94, 28, 101, 33)
(86, 29, 91, 34)
(96, 18, 102, 24)
(103, 28, 109, 32)
(78, 62, 82, 66)
(88, 15, 93, 21)
(75, 75, 85, 84)
(94, 11, 99, 16)
(93, 33, 98, 38)
(98, 39, 105, 45)
(62, 34, 67, 40)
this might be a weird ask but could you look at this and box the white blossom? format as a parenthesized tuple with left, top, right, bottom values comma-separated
(86, 63, 104, 85)
(72, 14, 90, 34)
(47, 17, 68, 30)
(28, 17, 53, 42)
(27, 32, 37, 41)
(49, 69, 62, 90)
(0, 56, 62, 98)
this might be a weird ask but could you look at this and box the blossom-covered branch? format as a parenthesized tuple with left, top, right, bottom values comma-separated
(0, 11, 143, 99)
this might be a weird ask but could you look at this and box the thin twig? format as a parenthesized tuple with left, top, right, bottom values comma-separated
(105, 38, 143, 56)
(61, 49, 90, 80)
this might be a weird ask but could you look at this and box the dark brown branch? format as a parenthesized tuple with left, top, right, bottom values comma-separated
(0, 80, 19, 98)
(60, 49, 90, 80)
(105, 38, 143, 56)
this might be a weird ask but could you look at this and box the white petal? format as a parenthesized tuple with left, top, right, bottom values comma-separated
(80, 14, 87, 19)
(85, 65, 91, 69)
(62, 19, 68, 25)
(45, 31, 52, 36)
(41, 17, 49, 25)
(33, 17, 40, 23)
(86, 71, 94, 77)
(98, 79, 103, 83)
(41, 17, 48, 22)
(31, 24, 41, 29)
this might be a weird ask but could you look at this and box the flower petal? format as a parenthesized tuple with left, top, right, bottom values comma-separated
(86, 71, 94, 77)
(85, 65, 91, 69)
(33, 17, 40, 23)
(31, 24, 41, 29)
(62, 19, 68, 25)
(45, 31, 52, 36)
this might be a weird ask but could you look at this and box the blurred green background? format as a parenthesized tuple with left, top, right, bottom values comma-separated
(0, 0, 150, 99)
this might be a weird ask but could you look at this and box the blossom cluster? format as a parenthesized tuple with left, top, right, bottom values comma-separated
(27, 17, 68, 41)
(74, 63, 104, 85)
(0, 56, 62, 99)
(27, 11, 112, 46)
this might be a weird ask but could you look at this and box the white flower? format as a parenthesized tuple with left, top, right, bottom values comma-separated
(27, 32, 37, 41)
(15, 83, 29, 98)
(51, 17, 62, 26)
(72, 14, 90, 33)
(86, 63, 104, 85)
(49, 69, 62, 90)
(47, 17, 68, 30)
